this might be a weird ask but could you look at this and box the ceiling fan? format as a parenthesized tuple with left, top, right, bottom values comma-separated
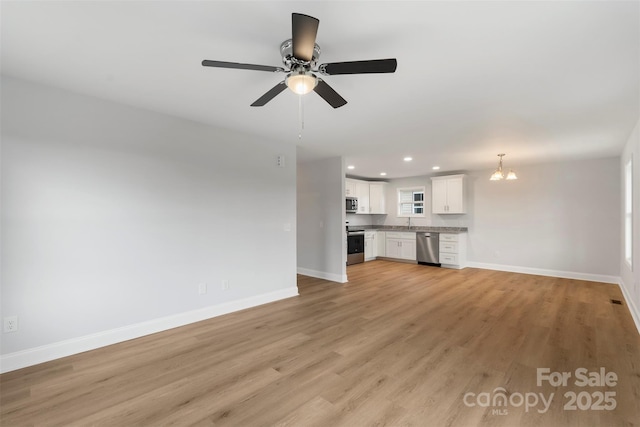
(202, 13, 397, 108)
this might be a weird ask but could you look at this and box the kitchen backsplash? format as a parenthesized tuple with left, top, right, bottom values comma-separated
(347, 212, 467, 228)
(345, 213, 373, 226)
(378, 215, 468, 228)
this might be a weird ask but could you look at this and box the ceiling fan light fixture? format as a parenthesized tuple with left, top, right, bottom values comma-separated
(506, 169, 518, 180)
(286, 71, 317, 95)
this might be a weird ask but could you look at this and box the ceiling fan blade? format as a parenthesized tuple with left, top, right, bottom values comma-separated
(291, 13, 319, 62)
(314, 79, 347, 109)
(202, 60, 285, 73)
(319, 59, 397, 75)
(250, 81, 287, 107)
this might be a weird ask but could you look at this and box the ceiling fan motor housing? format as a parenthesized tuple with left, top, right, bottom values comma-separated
(280, 39, 321, 70)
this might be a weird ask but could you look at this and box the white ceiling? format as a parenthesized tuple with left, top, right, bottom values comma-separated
(2, 1, 639, 179)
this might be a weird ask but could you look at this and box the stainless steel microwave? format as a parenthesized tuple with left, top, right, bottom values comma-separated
(346, 197, 358, 213)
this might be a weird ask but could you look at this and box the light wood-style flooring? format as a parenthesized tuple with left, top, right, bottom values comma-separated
(2, 261, 640, 426)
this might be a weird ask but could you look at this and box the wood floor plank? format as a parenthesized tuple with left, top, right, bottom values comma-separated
(2, 260, 639, 426)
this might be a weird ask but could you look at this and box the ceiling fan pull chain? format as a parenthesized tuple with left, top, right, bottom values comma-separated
(298, 93, 305, 139)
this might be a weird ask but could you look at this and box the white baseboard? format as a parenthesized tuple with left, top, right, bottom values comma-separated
(297, 267, 348, 283)
(0, 287, 298, 374)
(618, 279, 640, 336)
(466, 261, 620, 284)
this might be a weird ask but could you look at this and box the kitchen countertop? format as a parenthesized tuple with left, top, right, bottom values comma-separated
(349, 226, 468, 234)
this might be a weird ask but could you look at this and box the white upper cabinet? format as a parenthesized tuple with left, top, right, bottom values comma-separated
(346, 178, 387, 215)
(431, 179, 448, 213)
(345, 179, 357, 197)
(431, 174, 466, 214)
(355, 181, 370, 214)
(369, 182, 387, 214)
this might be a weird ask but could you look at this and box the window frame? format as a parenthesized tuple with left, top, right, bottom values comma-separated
(397, 186, 426, 218)
(624, 155, 633, 270)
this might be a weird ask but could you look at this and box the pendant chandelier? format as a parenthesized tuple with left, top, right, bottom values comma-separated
(490, 153, 517, 181)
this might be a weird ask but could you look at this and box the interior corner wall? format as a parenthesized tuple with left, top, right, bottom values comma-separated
(620, 118, 640, 332)
(0, 76, 298, 368)
(296, 156, 346, 283)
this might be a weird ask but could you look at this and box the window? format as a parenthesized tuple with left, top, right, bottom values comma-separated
(398, 187, 425, 217)
(625, 156, 633, 269)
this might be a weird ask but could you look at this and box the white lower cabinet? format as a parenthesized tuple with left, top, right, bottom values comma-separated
(377, 231, 386, 257)
(364, 231, 377, 261)
(400, 240, 416, 260)
(385, 232, 416, 261)
(385, 239, 401, 258)
(439, 233, 467, 269)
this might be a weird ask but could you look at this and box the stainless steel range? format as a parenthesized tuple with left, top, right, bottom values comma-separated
(347, 229, 365, 265)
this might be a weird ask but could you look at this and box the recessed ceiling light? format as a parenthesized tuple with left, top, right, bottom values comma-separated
(347, 165, 355, 170)
(432, 166, 440, 170)
(404, 156, 413, 162)
(380, 172, 387, 176)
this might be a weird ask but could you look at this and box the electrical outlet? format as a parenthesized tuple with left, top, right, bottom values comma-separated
(198, 283, 207, 295)
(4, 316, 18, 333)
(222, 280, 230, 291)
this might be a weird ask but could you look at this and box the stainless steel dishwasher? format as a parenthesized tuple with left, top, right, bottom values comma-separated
(417, 232, 441, 266)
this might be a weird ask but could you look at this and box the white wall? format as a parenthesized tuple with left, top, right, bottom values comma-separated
(380, 158, 620, 280)
(467, 158, 620, 279)
(0, 77, 298, 369)
(620, 118, 640, 331)
(297, 157, 346, 282)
